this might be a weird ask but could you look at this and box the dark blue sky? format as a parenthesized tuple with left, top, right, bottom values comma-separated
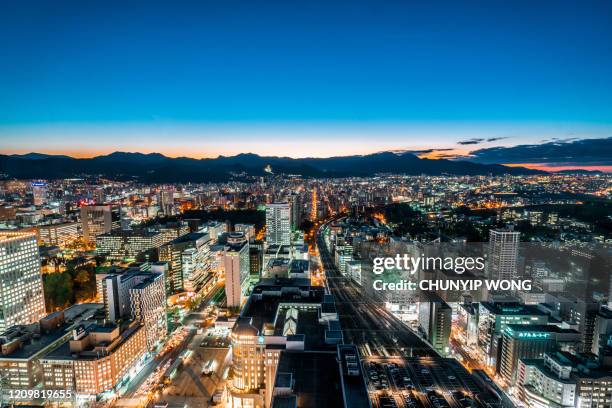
(1, 0, 611, 158)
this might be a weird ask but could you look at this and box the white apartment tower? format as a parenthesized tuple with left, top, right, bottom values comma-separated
(224, 232, 250, 308)
(0, 232, 46, 332)
(265, 202, 291, 246)
(488, 228, 520, 280)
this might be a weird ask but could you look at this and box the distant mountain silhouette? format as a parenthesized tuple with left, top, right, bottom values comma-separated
(554, 169, 604, 175)
(0, 151, 543, 182)
(10, 152, 73, 160)
(468, 137, 612, 167)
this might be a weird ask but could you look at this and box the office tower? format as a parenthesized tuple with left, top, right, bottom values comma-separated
(37, 221, 79, 247)
(181, 239, 212, 293)
(249, 240, 263, 278)
(224, 232, 249, 308)
(80, 205, 112, 244)
(94, 187, 105, 204)
(334, 244, 353, 276)
(129, 272, 168, 350)
(157, 187, 174, 215)
(591, 307, 612, 357)
(478, 302, 549, 369)
(95, 229, 164, 261)
(266, 202, 291, 246)
(551, 294, 600, 354)
(159, 232, 210, 293)
(0, 232, 46, 332)
(609, 279, 612, 310)
(575, 369, 612, 408)
(418, 292, 451, 355)
(287, 193, 302, 230)
(31, 181, 47, 206)
(102, 269, 167, 350)
(500, 325, 580, 382)
(488, 227, 520, 280)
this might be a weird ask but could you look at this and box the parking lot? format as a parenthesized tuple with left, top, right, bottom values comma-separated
(362, 357, 484, 408)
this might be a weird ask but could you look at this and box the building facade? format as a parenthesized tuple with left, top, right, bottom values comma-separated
(265, 203, 291, 246)
(80, 205, 112, 244)
(0, 232, 46, 332)
(224, 233, 250, 308)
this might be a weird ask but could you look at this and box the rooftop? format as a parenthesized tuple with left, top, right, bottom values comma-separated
(169, 232, 207, 244)
(480, 301, 547, 316)
(272, 351, 343, 408)
(337, 345, 370, 408)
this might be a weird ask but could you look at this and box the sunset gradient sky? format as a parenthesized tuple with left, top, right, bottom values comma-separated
(1, 0, 611, 169)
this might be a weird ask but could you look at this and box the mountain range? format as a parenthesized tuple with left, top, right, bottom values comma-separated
(0, 151, 544, 182)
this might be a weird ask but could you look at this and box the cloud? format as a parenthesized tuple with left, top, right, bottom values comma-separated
(458, 136, 509, 145)
(467, 137, 612, 165)
(409, 148, 454, 154)
(457, 138, 485, 145)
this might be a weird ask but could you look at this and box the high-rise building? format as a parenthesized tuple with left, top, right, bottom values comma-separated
(488, 227, 520, 280)
(224, 232, 249, 308)
(159, 232, 211, 293)
(80, 205, 112, 244)
(266, 202, 291, 246)
(0, 232, 46, 332)
(287, 193, 302, 230)
(180, 236, 213, 293)
(31, 181, 47, 206)
(478, 302, 549, 369)
(418, 292, 451, 355)
(102, 269, 167, 350)
(249, 241, 263, 278)
(500, 324, 581, 382)
(128, 272, 167, 350)
(157, 187, 175, 216)
(591, 307, 612, 357)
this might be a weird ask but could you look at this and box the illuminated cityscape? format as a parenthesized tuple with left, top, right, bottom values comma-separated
(0, 171, 609, 407)
(1, 1, 611, 407)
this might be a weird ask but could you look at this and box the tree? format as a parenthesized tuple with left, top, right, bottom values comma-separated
(43, 272, 74, 311)
(74, 269, 90, 286)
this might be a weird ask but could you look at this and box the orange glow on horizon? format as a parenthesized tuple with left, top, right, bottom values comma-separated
(504, 163, 612, 172)
(1, 148, 609, 173)
(417, 148, 470, 160)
